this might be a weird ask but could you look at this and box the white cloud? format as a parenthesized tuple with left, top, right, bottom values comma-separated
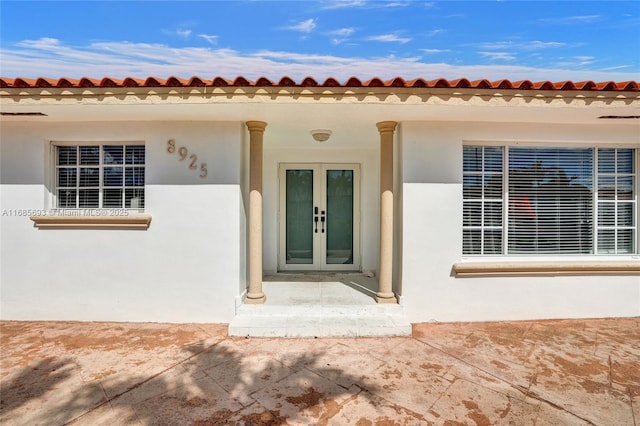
(599, 64, 635, 72)
(540, 15, 602, 24)
(321, 0, 367, 10)
(527, 41, 565, 49)
(383, 2, 412, 7)
(367, 34, 411, 44)
(2, 38, 637, 82)
(554, 56, 596, 68)
(198, 34, 218, 45)
(479, 52, 516, 61)
(285, 19, 317, 33)
(322, 0, 411, 9)
(176, 29, 192, 38)
(477, 41, 566, 51)
(329, 27, 355, 45)
(330, 28, 355, 37)
(421, 49, 450, 54)
(426, 29, 445, 37)
(162, 29, 192, 38)
(16, 37, 61, 49)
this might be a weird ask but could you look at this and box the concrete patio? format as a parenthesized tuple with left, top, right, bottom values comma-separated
(1, 318, 638, 425)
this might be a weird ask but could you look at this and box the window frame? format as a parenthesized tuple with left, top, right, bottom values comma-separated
(462, 141, 638, 258)
(50, 141, 146, 212)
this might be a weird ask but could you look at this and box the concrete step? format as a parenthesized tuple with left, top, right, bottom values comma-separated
(229, 304, 412, 338)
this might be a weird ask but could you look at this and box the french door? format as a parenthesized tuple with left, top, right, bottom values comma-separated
(278, 163, 361, 271)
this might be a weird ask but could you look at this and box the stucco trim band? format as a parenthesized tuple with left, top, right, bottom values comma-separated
(453, 260, 640, 277)
(30, 214, 152, 229)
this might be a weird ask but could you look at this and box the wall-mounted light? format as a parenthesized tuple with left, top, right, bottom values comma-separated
(310, 129, 332, 142)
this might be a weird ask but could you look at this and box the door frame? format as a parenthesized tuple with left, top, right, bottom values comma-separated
(278, 162, 361, 272)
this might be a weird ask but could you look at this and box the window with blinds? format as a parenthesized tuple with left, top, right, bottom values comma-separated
(463, 145, 636, 256)
(55, 144, 145, 209)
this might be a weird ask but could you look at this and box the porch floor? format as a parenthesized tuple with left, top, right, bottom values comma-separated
(228, 273, 411, 337)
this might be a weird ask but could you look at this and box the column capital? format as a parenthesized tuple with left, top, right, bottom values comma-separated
(376, 121, 397, 134)
(246, 121, 267, 133)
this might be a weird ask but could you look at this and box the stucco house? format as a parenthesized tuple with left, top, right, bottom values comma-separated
(1, 76, 638, 335)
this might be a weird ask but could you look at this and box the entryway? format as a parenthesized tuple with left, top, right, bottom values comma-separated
(278, 163, 361, 271)
(243, 121, 398, 306)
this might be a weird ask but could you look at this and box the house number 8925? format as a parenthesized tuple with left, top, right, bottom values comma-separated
(167, 139, 208, 178)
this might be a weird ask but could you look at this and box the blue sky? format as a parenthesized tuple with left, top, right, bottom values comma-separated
(1, 1, 639, 81)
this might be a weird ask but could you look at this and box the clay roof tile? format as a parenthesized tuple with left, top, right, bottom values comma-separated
(385, 77, 406, 87)
(277, 76, 296, 86)
(596, 81, 618, 91)
(232, 76, 252, 86)
(211, 77, 231, 86)
(1, 76, 636, 92)
(322, 77, 341, 87)
(345, 77, 364, 87)
(574, 81, 597, 90)
(56, 78, 77, 88)
(255, 77, 274, 86)
(406, 78, 428, 88)
(300, 77, 319, 87)
(14, 78, 36, 88)
(617, 81, 638, 91)
(142, 77, 162, 87)
(449, 78, 472, 88)
(78, 78, 100, 88)
(362, 77, 382, 87)
(512, 80, 534, 90)
(166, 76, 189, 87)
(187, 76, 207, 87)
(122, 77, 143, 87)
(491, 79, 513, 89)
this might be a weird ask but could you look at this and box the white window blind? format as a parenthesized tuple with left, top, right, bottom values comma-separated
(56, 144, 145, 209)
(463, 146, 503, 254)
(597, 148, 636, 254)
(463, 145, 636, 256)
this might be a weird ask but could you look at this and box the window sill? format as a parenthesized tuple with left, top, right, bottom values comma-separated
(30, 214, 152, 229)
(452, 260, 640, 277)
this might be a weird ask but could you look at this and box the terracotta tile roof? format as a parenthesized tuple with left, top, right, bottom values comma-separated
(0, 76, 637, 91)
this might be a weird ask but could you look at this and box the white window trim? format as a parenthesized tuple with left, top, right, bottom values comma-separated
(457, 141, 640, 276)
(453, 259, 640, 277)
(30, 213, 152, 229)
(32, 140, 151, 229)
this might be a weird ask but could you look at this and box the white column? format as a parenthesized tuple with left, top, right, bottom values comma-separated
(246, 121, 267, 304)
(376, 121, 398, 303)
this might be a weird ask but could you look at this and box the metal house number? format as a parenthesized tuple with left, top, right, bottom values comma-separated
(167, 139, 208, 178)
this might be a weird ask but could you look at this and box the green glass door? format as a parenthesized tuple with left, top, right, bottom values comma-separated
(279, 163, 360, 271)
(326, 169, 354, 264)
(285, 169, 314, 264)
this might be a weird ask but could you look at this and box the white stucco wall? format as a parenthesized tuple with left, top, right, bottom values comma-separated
(2, 116, 638, 324)
(400, 121, 640, 322)
(1, 121, 243, 323)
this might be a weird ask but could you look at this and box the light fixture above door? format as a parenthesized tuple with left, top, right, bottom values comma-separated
(310, 129, 332, 142)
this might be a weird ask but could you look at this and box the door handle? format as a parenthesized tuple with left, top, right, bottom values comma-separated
(320, 210, 326, 233)
(314, 216, 319, 233)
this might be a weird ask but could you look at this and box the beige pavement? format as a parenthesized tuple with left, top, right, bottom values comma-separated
(1, 318, 638, 425)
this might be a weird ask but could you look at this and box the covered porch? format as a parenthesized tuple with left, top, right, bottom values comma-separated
(244, 121, 399, 307)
